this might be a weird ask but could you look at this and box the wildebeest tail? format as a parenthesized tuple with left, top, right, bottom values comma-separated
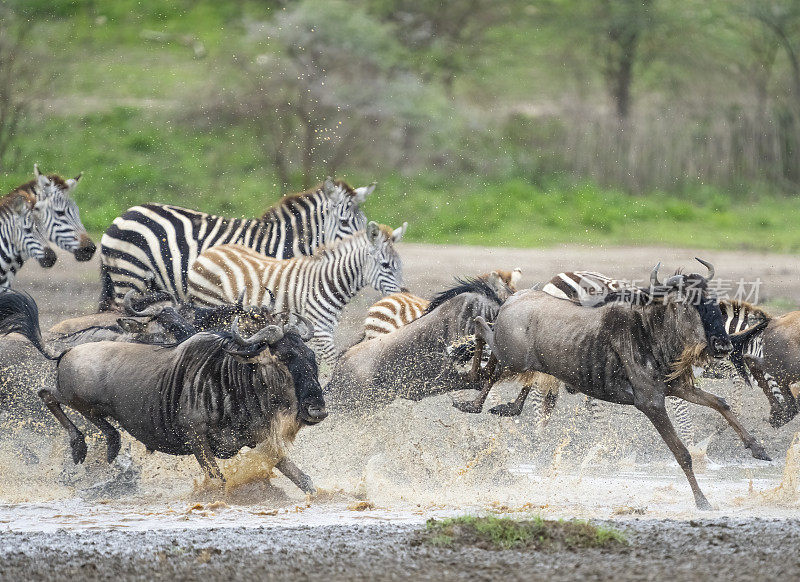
(0, 289, 60, 360)
(98, 263, 115, 312)
(728, 319, 769, 387)
(473, 316, 495, 354)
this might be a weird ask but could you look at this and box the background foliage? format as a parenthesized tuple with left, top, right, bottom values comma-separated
(1, 0, 799, 250)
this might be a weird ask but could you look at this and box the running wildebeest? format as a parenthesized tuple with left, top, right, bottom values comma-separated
(326, 277, 511, 407)
(471, 260, 770, 510)
(0, 289, 327, 494)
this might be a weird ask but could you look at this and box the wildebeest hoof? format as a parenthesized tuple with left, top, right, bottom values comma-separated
(489, 403, 522, 417)
(750, 445, 771, 462)
(452, 400, 483, 414)
(71, 437, 87, 464)
(695, 496, 713, 511)
(106, 432, 121, 464)
(298, 477, 316, 495)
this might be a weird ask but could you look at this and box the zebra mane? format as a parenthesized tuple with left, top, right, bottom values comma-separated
(260, 180, 356, 221)
(0, 189, 35, 212)
(721, 299, 771, 321)
(424, 277, 503, 315)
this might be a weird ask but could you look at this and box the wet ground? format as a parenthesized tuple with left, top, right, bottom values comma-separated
(3, 244, 800, 580)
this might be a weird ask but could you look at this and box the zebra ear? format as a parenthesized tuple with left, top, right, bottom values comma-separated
(66, 172, 83, 189)
(353, 182, 377, 205)
(34, 164, 51, 191)
(510, 268, 522, 289)
(391, 222, 407, 243)
(366, 221, 381, 245)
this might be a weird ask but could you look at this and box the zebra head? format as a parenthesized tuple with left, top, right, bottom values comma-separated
(321, 177, 374, 244)
(364, 220, 406, 295)
(32, 164, 96, 261)
(9, 196, 57, 268)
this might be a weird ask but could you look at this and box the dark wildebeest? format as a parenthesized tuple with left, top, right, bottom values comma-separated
(472, 261, 770, 510)
(0, 289, 327, 493)
(326, 277, 511, 407)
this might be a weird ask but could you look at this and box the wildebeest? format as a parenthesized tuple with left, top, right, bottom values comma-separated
(0, 289, 327, 494)
(472, 261, 770, 509)
(326, 277, 511, 407)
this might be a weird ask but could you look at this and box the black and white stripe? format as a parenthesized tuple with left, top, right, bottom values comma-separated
(30, 165, 96, 261)
(0, 193, 56, 287)
(99, 178, 375, 309)
(187, 222, 406, 367)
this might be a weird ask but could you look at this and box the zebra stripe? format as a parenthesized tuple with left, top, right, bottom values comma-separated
(0, 192, 56, 287)
(362, 268, 522, 341)
(187, 222, 406, 367)
(99, 179, 376, 308)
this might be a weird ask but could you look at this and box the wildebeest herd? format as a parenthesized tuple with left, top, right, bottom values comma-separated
(1, 167, 799, 509)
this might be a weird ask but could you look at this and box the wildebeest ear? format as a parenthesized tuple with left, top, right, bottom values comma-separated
(391, 222, 407, 243)
(353, 181, 377, 205)
(366, 221, 381, 245)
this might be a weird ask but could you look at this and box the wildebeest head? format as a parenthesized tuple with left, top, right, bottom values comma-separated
(364, 220, 406, 295)
(651, 258, 732, 358)
(228, 314, 327, 426)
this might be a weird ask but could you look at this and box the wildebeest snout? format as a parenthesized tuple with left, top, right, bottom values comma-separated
(74, 236, 96, 261)
(301, 400, 328, 424)
(38, 248, 57, 268)
(710, 336, 733, 356)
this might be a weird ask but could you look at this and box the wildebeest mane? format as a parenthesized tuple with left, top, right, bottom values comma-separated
(424, 277, 502, 315)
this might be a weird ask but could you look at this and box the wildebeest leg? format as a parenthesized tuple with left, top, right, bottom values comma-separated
(187, 432, 224, 482)
(468, 335, 485, 382)
(38, 390, 87, 464)
(275, 457, 316, 494)
(453, 355, 498, 413)
(489, 383, 531, 417)
(636, 399, 712, 510)
(669, 383, 771, 462)
(78, 413, 121, 464)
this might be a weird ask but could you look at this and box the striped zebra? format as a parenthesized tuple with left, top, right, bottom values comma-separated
(187, 221, 406, 367)
(0, 190, 56, 287)
(99, 178, 376, 310)
(362, 268, 522, 340)
(28, 165, 96, 261)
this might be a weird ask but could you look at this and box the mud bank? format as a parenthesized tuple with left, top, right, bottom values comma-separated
(0, 518, 798, 581)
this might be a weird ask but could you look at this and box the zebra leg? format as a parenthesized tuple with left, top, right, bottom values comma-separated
(668, 396, 695, 446)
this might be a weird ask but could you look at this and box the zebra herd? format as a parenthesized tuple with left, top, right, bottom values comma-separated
(1, 167, 800, 509)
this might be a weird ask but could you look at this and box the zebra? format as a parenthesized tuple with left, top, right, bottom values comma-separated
(98, 178, 377, 310)
(0, 190, 57, 287)
(28, 165, 96, 261)
(361, 268, 522, 341)
(187, 221, 406, 368)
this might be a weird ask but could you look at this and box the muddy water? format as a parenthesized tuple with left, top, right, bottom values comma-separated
(2, 247, 800, 579)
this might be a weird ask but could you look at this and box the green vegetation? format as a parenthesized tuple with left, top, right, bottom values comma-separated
(1, 0, 799, 250)
(419, 515, 627, 551)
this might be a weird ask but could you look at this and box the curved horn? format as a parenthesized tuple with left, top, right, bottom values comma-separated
(650, 262, 662, 287)
(288, 312, 315, 341)
(230, 316, 284, 345)
(695, 257, 715, 281)
(123, 290, 164, 317)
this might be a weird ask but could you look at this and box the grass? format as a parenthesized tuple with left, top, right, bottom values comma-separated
(418, 515, 627, 551)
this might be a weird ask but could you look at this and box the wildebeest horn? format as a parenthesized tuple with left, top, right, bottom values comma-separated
(287, 312, 315, 341)
(123, 290, 165, 317)
(230, 316, 284, 345)
(650, 262, 662, 287)
(695, 257, 715, 281)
